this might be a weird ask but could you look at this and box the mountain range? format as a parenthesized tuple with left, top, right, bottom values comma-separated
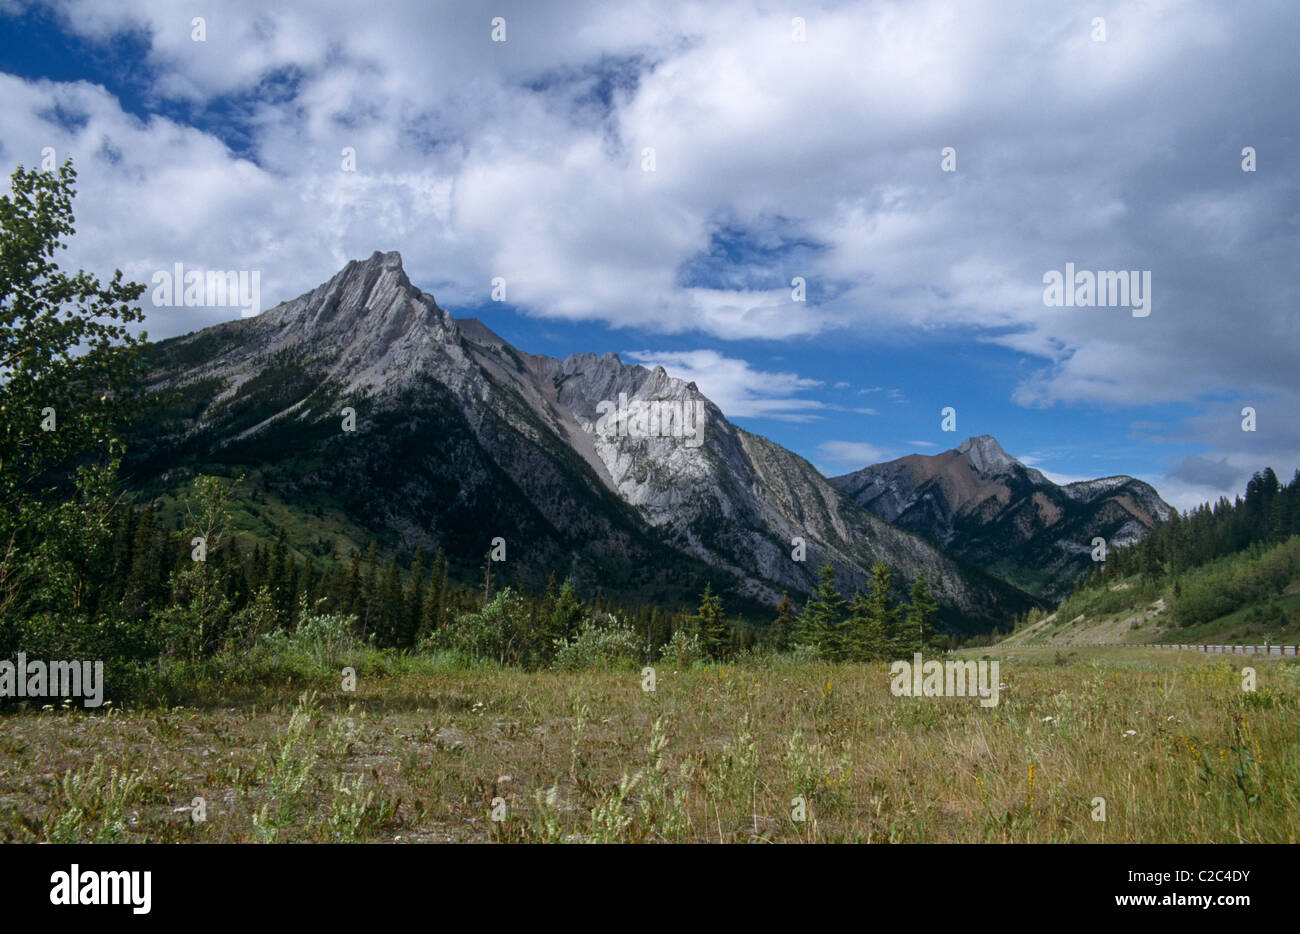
(126, 251, 1171, 632)
(831, 436, 1174, 599)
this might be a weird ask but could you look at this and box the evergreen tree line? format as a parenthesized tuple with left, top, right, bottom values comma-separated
(775, 561, 943, 661)
(0, 473, 754, 667)
(1, 472, 942, 669)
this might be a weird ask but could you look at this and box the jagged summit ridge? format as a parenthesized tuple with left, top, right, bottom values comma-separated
(163, 251, 467, 397)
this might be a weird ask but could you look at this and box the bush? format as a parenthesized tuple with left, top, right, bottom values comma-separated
(552, 613, 643, 671)
(152, 563, 233, 660)
(1172, 537, 1300, 626)
(421, 588, 530, 665)
(657, 630, 706, 669)
(253, 600, 366, 671)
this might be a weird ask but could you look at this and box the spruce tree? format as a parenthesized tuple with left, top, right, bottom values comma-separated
(247, 543, 268, 595)
(404, 541, 426, 648)
(863, 561, 902, 657)
(124, 504, 161, 610)
(904, 573, 939, 654)
(797, 562, 847, 659)
(360, 541, 379, 635)
(693, 583, 729, 659)
(379, 556, 403, 646)
(298, 556, 317, 613)
(419, 547, 447, 643)
(771, 592, 795, 652)
(543, 577, 584, 658)
(268, 529, 287, 596)
(343, 549, 363, 617)
(224, 537, 246, 607)
(107, 506, 136, 603)
(269, 528, 294, 625)
(845, 590, 889, 661)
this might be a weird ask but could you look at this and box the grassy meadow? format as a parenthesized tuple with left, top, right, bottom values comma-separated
(1, 646, 1296, 844)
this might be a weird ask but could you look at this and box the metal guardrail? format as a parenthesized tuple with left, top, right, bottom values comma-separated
(1004, 642, 1299, 656)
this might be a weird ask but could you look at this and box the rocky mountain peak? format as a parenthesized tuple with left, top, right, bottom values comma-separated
(956, 435, 1020, 475)
(163, 252, 463, 396)
(276, 249, 429, 332)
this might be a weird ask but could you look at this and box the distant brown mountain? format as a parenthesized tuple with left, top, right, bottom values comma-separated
(831, 436, 1174, 599)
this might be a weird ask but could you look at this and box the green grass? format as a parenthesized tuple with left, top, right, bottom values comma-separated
(2, 647, 1296, 843)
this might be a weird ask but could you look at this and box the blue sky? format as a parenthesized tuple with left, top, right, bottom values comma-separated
(2, 0, 1297, 508)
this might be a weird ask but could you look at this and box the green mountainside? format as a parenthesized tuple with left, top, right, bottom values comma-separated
(1007, 469, 1300, 646)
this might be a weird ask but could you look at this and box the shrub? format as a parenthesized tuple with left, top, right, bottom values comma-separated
(225, 586, 282, 650)
(152, 563, 233, 660)
(552, 613, 642, 671)
(255, 600, 365, 671)
(421, 588, 530, 665)
(658, 629, 706, 669)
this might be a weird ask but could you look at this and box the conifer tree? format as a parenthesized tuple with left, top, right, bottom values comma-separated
(107, 506, 136, 602)
(298, 556, 317, 613)
(543, 576, 584, 658)
(269, 528, 295, 625)
(224, 537, 247, 607)
(863, 560, 902, 657)
(419, 547, 447, 643)
(797, 562, 846, 658)
(692, 583, 729, 659)
(379, 556, 403, 645)
(247, 543, 268, 594)
(343, 548, 363, 617)
(125, 503, 161, 610)
(845, 590, 890, 661)
(771, 592, 795, 652)
(903, 573, 939, 654)
(404, 541, 426, 648)
(360, 541, 379, 634)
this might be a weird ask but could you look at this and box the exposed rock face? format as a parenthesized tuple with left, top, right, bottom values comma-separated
(131, 252, 1037, 632)
(831, 436, 1174, 599)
